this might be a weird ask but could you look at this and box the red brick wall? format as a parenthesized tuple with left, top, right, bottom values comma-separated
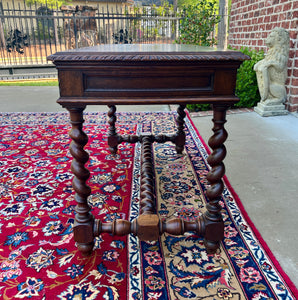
(228, 0, 298, 112)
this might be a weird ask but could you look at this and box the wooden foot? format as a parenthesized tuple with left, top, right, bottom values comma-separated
(203, 215, 224, 254)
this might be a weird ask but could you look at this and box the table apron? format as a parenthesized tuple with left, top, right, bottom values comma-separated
(57, 66, 239, 99)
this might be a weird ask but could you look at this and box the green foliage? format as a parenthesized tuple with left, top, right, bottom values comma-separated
(25, 0, 69, 9)
(0, 79, 58, 86)
(234, 47, 265, 107)
(177, 0, 220, 46)
(177, 0, 218, 8)
(186, 104, 211, 112)
(151, 1, 175, 15)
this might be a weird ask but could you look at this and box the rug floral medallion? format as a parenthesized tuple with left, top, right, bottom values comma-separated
(0, 112, 296, 300)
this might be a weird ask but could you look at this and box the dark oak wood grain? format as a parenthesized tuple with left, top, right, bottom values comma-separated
(49, 44, 248, 256)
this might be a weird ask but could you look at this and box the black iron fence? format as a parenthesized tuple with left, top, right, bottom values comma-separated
(0, 1, 182, 66)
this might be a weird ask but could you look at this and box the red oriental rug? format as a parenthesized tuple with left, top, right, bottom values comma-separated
(0, 112, 297, 300)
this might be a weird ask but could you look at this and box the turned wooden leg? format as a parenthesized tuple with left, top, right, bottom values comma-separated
(140, 135, 156, 215)
(136, 135, 159, 241)
(175, 104, 186, 154)
(107, 105, 118, 155)
(204, 104, 228, 253)
(67, 107, 94, 256)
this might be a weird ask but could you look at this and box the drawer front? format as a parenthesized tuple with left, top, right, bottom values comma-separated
(57, 64, 238, 102)
(82, 66, 215, 98)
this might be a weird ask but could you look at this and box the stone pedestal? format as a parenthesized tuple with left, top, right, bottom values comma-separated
(254, 102, 289, 117)
(253, 28, 290, 117)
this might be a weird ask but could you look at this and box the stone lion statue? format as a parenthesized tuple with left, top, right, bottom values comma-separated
(254, 27, 289, 105)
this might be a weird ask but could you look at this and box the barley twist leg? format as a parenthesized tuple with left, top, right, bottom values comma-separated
(175, 104, 186, 154)
(107, 105, 118, 155)
(204, 105, 228, 253)
(68, 107, 94, 256)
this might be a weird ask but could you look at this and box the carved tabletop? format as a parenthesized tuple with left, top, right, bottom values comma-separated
(48, 44, 248, 256)
(49, 44, 248, 106)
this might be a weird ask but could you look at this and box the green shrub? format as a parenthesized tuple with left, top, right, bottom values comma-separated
(177, 0, 220, 47)
(186, 104, 211, 112)
(234, 47, 265, 108)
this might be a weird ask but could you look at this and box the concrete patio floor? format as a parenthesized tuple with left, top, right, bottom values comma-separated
(1, 86, 297, 288)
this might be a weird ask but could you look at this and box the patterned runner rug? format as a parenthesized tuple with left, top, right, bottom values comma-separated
(0, 112, 297, 300)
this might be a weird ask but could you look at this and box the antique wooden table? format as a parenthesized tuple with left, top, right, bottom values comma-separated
(49, 44, 248, 256)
